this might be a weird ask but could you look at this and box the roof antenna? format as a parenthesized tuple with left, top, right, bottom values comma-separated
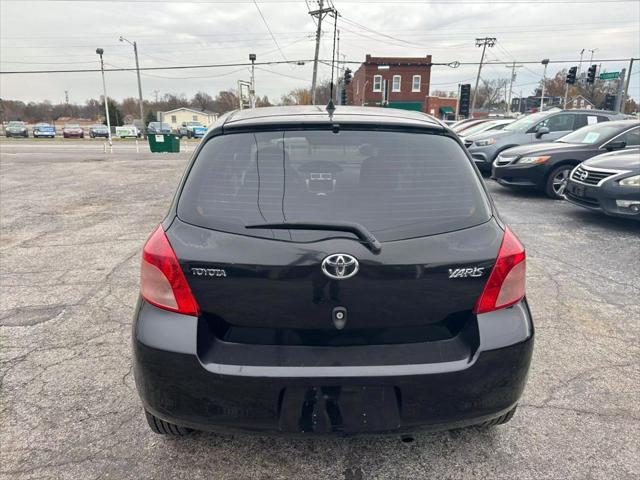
(326, 99, 336, 118)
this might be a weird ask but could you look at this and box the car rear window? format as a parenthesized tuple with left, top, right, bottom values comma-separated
(177, 129, 491, 242)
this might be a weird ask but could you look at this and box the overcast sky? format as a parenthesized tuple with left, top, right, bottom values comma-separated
(1, 0, 639, 105)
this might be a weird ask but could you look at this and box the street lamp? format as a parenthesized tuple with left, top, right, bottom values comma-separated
(120, 36, 145, 137)
(540, 58, 550, 112)
(96, 48, 113, 146)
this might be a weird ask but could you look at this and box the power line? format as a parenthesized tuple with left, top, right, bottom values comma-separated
(255, 66, 309, 81)
(339, 15, 424, 48)
(2, 57, 639, 75)
(2, 20, 637, 41)
(252, 0, 288, 61)
(1, 0, 636, 3)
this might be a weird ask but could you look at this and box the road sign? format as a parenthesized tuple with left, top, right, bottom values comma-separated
(599, 72, 620, 80)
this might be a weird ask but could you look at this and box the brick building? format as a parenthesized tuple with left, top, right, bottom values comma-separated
(348, 55, 432, 112)
(424, 96, 458, 120)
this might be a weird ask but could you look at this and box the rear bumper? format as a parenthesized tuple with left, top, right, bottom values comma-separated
(133, 299, 534, 435)
(467, 146, 498, 171)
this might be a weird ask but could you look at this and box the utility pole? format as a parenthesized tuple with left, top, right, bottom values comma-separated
(471, 37, 496, 117)
(249, 53, 256, 108)
(614, 68, 627, 113)
(519, 90, 523, 114)
(64, 90, 69, 104)
(309, 0, 334, 105)
(120, 36, 145, 137)
(578, 48, 585, 75)
(335, 29, 340, 103)
(95, 48, 112, 147)
(153, 90, 159, 103)
(621, 58, 634, 113)
(505, 61, 523, 115)
(540, 59, 549, 112)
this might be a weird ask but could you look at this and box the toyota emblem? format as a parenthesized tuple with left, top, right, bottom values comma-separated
(321, 254, 359, 280)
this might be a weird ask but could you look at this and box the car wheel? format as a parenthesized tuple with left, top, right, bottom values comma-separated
(480, 405, 517, 427)
(144, 410, 191, 436)
(545, 165, 572, 199)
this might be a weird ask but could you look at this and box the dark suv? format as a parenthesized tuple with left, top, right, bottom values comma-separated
(133, 106, 534, 436)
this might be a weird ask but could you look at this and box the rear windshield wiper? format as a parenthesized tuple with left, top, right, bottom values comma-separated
(246, 221, 382, 254)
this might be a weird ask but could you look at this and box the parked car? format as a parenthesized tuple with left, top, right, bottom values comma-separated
(88, 125, 110, 138)
(565, 148, 640, 219)
(176, 121, 207, 138)
(466, 109, 628, 172)
(459, 119, 514, 147)
(62, 124, 84, 138)
(32, 123, 56, 138)
(492, 120, 640, 198)
(5, 121, 29, 137)
(116, 125, 140, 138)
(451, 118, 491, 134)
(133, 106, 533, 436)
(147, 122, 172, 135)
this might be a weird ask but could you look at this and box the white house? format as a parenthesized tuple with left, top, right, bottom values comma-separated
(160, 107, 217, 127)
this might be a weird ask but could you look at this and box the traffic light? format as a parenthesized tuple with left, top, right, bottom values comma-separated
(340, 68, 352, 105)
(344, 68, 352, 85)
(458, 84, 471, 117)
(587, 65, 597, 85)
(604, 94, 616, 111)
(566, 66, 578, 85)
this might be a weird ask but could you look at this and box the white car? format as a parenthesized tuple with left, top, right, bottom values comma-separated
(115, 125, 140, 138)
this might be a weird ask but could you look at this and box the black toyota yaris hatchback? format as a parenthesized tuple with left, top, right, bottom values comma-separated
(133, 106, 533, 436)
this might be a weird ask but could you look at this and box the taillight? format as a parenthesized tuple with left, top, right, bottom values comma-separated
(140, 225, 200, 316)
(474, 227, 526, 314)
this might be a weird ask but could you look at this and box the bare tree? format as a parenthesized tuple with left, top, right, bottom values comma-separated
(474, 78, 509, 109)
(537, 69, 618, 108)
(191, 91, 215, 111)
(212, 90, 240, 114)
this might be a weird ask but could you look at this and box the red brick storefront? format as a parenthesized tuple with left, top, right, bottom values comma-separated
(347, 55, 432, 111)
(424, 96, 458, 120)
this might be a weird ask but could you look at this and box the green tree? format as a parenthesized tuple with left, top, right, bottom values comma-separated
(101, 99, 124, 126)
(145, 109, 156, 126)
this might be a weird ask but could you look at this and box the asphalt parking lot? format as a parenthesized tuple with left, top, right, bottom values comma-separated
(1, 139, 639, 480)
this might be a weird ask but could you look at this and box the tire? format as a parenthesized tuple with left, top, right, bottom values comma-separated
(544, 165, 573, 199)
(144, 410, 191, 436)
(480, 405, 518, 427)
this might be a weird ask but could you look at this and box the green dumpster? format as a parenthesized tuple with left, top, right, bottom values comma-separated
(148, 134, 180, 153)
